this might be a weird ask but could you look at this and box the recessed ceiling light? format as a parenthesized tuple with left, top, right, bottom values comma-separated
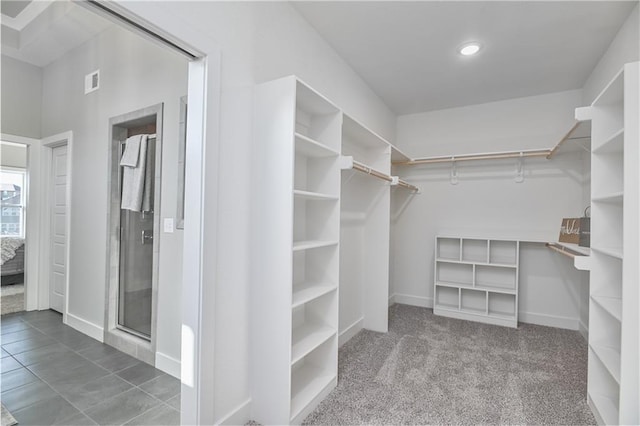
(459, 42, 482, 56)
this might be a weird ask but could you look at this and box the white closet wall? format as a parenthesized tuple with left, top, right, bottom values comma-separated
(392, 90, 590, 330)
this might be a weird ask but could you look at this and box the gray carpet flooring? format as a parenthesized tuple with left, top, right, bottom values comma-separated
(1, 284, 24, 315)
(302, 304, 595, 425)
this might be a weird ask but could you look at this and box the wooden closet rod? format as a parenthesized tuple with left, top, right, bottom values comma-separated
(547, 121, 579, 159)
(395, 149, 551, 166)
(396, 179, 420, 192)
(545, 242, 587, 259)
(352, 160, 394, 182)
(349, 159, 419, 191)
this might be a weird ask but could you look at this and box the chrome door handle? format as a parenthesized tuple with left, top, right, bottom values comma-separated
(141, 229, 153, 245)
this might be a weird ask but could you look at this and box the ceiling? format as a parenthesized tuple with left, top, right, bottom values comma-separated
(292, 1, 637, 115)
(1, 0, 112, 67)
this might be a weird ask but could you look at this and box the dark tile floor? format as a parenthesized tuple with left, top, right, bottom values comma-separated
(1, 310, 181, 425)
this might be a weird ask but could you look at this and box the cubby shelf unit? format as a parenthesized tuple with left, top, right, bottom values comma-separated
(433, 237, 519, 328)
(252, 76, 341, 425)
(578, 61, 639, 426)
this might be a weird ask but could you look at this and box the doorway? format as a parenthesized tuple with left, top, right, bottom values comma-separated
(105, 104, 163, 362)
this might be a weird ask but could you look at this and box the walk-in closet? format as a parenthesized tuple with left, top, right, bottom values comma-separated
(2, 2, 638, 426)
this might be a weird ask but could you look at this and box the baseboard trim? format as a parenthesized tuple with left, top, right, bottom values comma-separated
(578, 320, 589, 341)
(155, 352, 181, 379)
(65, 313, 103, 342)
(215, 398, 251, 425)
(388, 294, 396, 306)
(519, 311, 579, 330)
(339, 317, 363, 347)
(394, 294, 433, 308)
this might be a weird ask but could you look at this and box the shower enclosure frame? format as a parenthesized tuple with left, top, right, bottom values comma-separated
(105, 103, 163, 364)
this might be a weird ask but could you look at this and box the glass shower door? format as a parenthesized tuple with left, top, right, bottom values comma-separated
(117, 139, 155, 339)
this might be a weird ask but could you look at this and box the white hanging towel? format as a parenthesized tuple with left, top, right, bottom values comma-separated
(141, 137, 154, 213)
(121, 134, 148, 211)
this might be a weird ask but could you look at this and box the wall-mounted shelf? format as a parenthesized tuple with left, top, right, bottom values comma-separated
(546, 242, 591, 271)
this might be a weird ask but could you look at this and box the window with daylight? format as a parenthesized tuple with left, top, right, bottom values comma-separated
(0, 169, 26, 237)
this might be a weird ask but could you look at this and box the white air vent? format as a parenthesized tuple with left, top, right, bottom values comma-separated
(84, 70, 100, 94)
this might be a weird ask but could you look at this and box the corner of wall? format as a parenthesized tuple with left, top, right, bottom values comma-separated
(582, 3, 640, 104)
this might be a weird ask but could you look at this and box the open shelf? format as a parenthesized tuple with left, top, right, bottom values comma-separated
(291, 323, 336, 365)
(295, 133, 339, 158)
(591, 295, 622, 322)
(435, 285, 459, 310)
(460, 288, 487, 315)
(590, 343, 621, 384)
(292, 240, 338, 252)
(290, 364, 335, 421)
(489, 240, 518, 265)
(462, 239, 488, 263)
(292, 283, 336, 309)
(591, 246, 623, 259)
(435, 262, 473, 287)
(436, 237, 460, 261)
(592, 128, 624, 155)
(590, 393, 619, 426)
(390, 144, 411, 163)
(434, 237, 519, 328)
(592, 192, 624, 204)
(475, 265, 517, 292)
(294, 189, 339, 201)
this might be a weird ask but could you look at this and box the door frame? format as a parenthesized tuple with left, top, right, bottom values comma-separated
(40, 131, 73, 323)
(1, 133, 41, 313)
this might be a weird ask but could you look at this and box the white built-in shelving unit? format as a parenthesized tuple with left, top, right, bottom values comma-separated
(579, 62, 639, 426)
(252, 75, 420, 424)
(339, 115, 391, 338)
(433, 236, 519, 328)
(252, 76, 341, 424)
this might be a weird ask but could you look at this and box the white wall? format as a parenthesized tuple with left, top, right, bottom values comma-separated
(582, 3, 639, 104)
(0, 56, 43, 139)
(116, 1, 396, 423)
(40, 25, 188, 370)
(0, 143, 27, 168)
(393, 90, 590, 329)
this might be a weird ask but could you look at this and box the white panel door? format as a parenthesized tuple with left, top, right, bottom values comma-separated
(50, 145, 67, 313)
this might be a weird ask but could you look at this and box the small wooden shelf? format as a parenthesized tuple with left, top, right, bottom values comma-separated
(291, 323, 335, 365)
(290, 365, 335, 421)
(292, 283, 336, 308)
(591, 295, 622, 322)
(295, 133, 339, 158)
(293, 240, 338, 252)
(293, 189, 339, 201)
(591, 343, 621, 384)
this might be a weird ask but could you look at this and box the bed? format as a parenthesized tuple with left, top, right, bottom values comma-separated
(1, 238, 25, 286)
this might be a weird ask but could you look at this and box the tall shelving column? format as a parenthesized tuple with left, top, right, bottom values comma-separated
(339, 114, 391, 341)
(252, 76, 342, 425)
(583, 61, 639, 426)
